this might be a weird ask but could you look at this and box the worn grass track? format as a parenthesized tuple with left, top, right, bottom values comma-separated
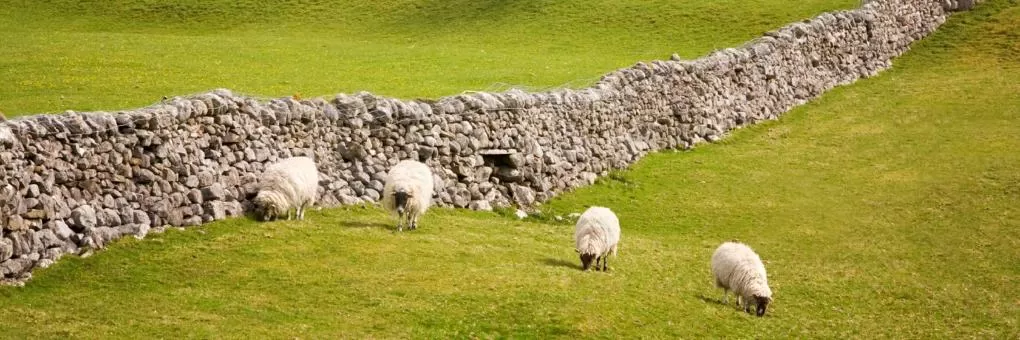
(1, 0, 1019, 339)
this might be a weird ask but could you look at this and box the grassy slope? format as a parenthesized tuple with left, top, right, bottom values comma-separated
(1, 0, 1019, 339)
(0, 0, 855, 115)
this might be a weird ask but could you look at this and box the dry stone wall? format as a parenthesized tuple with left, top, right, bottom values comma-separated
(0, 0, 980, 282)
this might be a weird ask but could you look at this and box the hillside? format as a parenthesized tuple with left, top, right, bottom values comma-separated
(1, 0, 1018, 338)
(0, 0, 855, 115)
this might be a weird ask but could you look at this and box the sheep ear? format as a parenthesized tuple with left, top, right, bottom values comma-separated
(574, 249, 580, 253)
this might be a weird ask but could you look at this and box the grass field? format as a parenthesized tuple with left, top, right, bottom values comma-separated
(2, 0, 1020, 339)
(0, 0, 857, 115)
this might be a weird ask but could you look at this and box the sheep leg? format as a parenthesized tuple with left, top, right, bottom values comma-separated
(299, 200, 309, 220)
(410, 213, 418, 230)
(602, 254, 609, 272)
(396, 212, 404, 232)
(721, 289, 729, 305)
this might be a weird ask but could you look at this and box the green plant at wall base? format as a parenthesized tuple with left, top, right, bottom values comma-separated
(0, 0, 1018, 339)
(602, 170, 639, 186)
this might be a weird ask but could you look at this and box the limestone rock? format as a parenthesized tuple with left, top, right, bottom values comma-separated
(70, 205, 98, 231)
(0, 238, 12, 262)
(468, 200, 493, 211)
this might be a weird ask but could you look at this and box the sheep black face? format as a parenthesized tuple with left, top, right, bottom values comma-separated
(256, 202, 280, 221)
(256, 205, 273, 221)
(753, 295, 770, 317)
(578, 252, 596, 271)
(394, 190, 409, 216)
(253, 192, 287, 221)
(253, 197, 274, 221)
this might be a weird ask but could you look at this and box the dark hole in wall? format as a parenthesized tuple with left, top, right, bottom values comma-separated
(481, 153, 513, 168)
(417, 146, 436, 162)
(481, 150, 523, 183)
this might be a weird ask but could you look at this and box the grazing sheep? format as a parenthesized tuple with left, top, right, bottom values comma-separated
(711, 241, 773, 317)
(380, 160, 434, 231)
(252, 156, 319, 221)
(573, 206, 621, 271)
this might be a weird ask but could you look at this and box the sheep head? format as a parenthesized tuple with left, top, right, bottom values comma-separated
(393, 190, 409, 216)
(253, 191, 287, 221)
(575, 249, 596, 271)
(753, 294, 771, 317)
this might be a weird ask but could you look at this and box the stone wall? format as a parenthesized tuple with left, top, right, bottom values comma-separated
(0, 0, 980, 282)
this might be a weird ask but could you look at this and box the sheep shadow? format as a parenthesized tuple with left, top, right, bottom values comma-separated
(541, 257, 581, 270)
(336, 220, 393, 230)
(697, 293, 775, 318)
(238, 211, 320, 224)
(696, 293, 727, 306)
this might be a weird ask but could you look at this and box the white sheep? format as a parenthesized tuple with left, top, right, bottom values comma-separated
(573, 206, 621, 271)
(252, 156, 319, 221)
(380, 160, 434, 231)
(711, 241, 774, 317)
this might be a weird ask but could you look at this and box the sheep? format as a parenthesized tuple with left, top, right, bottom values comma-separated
(711, 241, 773, 317)
(380, 160, 434, 231)
(252, 156, 319, 221)
(573, 206, 621, 271)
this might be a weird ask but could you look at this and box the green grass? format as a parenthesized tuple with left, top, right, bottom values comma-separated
(0, 0, 856, 115)
(2, 0, 1020, 339)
